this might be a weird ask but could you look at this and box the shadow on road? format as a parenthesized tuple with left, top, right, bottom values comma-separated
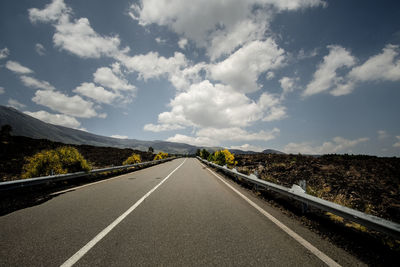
(0, 168, 140, 216)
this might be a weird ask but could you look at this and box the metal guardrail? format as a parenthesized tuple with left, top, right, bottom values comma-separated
(0, 157, 175, 191)
(197, 157, 400, 239)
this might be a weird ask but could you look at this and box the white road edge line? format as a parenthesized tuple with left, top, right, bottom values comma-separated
(60, 158, 187, 267)
(199, 161, 341, 267)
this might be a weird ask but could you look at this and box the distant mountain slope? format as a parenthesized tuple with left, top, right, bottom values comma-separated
(262, 149, 285, 154)
(228, 149, 258, 155)
(229, 149, 285, 155)
(0, 106, 201, 154)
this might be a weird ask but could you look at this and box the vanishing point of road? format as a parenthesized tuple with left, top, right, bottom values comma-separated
(0, 158, 364, 266)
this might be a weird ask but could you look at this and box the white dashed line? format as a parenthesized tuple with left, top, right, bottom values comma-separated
(60, 159, 186, 267)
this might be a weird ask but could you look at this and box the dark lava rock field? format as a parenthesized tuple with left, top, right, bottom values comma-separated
(235, 153, 400, 224)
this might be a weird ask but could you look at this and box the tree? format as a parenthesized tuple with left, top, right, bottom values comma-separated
(195, 149, 201, 157)
(200, 149, 210, 160)
(220, 149, 235, 165)
(148, 147, 154, 153)
(22, 146, 90, 178)
(213, 150, 226, 165)
(211, 149, 235, 166)
(123, 153, 141, 165)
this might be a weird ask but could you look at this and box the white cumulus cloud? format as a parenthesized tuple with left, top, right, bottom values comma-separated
(284, 136, 369, 154)
(378, 130, 389, 140)
(111, 135, 129, 139)
(130, 0, 325, 59)
(197, 127, 279, 142)
(53, 15, 122, 58)
(7, 99, 26, 109)
(24, 110, 81, 128)
(393, 136, 400, 148)
(167, 127, 279, 147)
(20, 75, 55, 90)
(303, 45, 355, 96)
(32, 90, 100, 118)
(331, 45, 400, 96)
(210, 39, 285, 93)
(73, 82, 119, 104)
(178, 38, 188, 49)
(35, 43, 46, 55)
(166, 134, 216, 147)
(155, 37, 166, 44)
(153, 80, 264, 129)
(208, 18, 268, 61)
(143, 123, 184, 132)
(93, 67, 136, 92)
(258, 92, 287, 121)
(264, 0, 327, 10)
(305, 44, 400, 97)
(29, 0, 125, 59)
(0, 47, 10, 59)
(349, 44, 400, 82)
(279, 76, 296, 98)
(5, 60, 34, 74)
(230, 144, 264, 152)
(29, 0, 70, 23)
(117, 51, 187, 81)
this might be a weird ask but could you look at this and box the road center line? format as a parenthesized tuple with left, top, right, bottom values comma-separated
(198, 161, 341, 267)
(52, 163, 170, 195)
(60, 158, 186, 267)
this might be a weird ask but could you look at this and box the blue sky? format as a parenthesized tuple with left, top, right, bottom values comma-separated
(1, 0, 400, 156)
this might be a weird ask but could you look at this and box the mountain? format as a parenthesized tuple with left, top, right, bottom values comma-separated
(262, 149, 285, 154)
(228, 149, 258, 155)
(229, 149, 285, 155)
(0, 106, 202, 154)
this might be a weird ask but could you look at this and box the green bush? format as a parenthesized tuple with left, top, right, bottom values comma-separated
(123, 153, 141, 165)
(22, 146, 90, 178)
(154, 152, 168, 160)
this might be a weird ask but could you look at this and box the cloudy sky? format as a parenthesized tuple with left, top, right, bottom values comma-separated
(1, 0, 400, 156)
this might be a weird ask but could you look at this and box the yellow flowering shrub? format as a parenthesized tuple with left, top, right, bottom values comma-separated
(212, 149, 235, 166)
(154, 152, 169, 160)
(123, 153, 141, 165)
(22, 146, 90, 178)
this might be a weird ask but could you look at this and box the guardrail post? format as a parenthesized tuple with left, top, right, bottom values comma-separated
(299, 180, 308, 213)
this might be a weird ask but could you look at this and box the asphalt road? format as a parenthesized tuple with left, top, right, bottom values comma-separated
(0, 158, 364, 266)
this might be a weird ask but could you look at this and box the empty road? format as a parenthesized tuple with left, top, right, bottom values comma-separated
(0, 158, 363, 266)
